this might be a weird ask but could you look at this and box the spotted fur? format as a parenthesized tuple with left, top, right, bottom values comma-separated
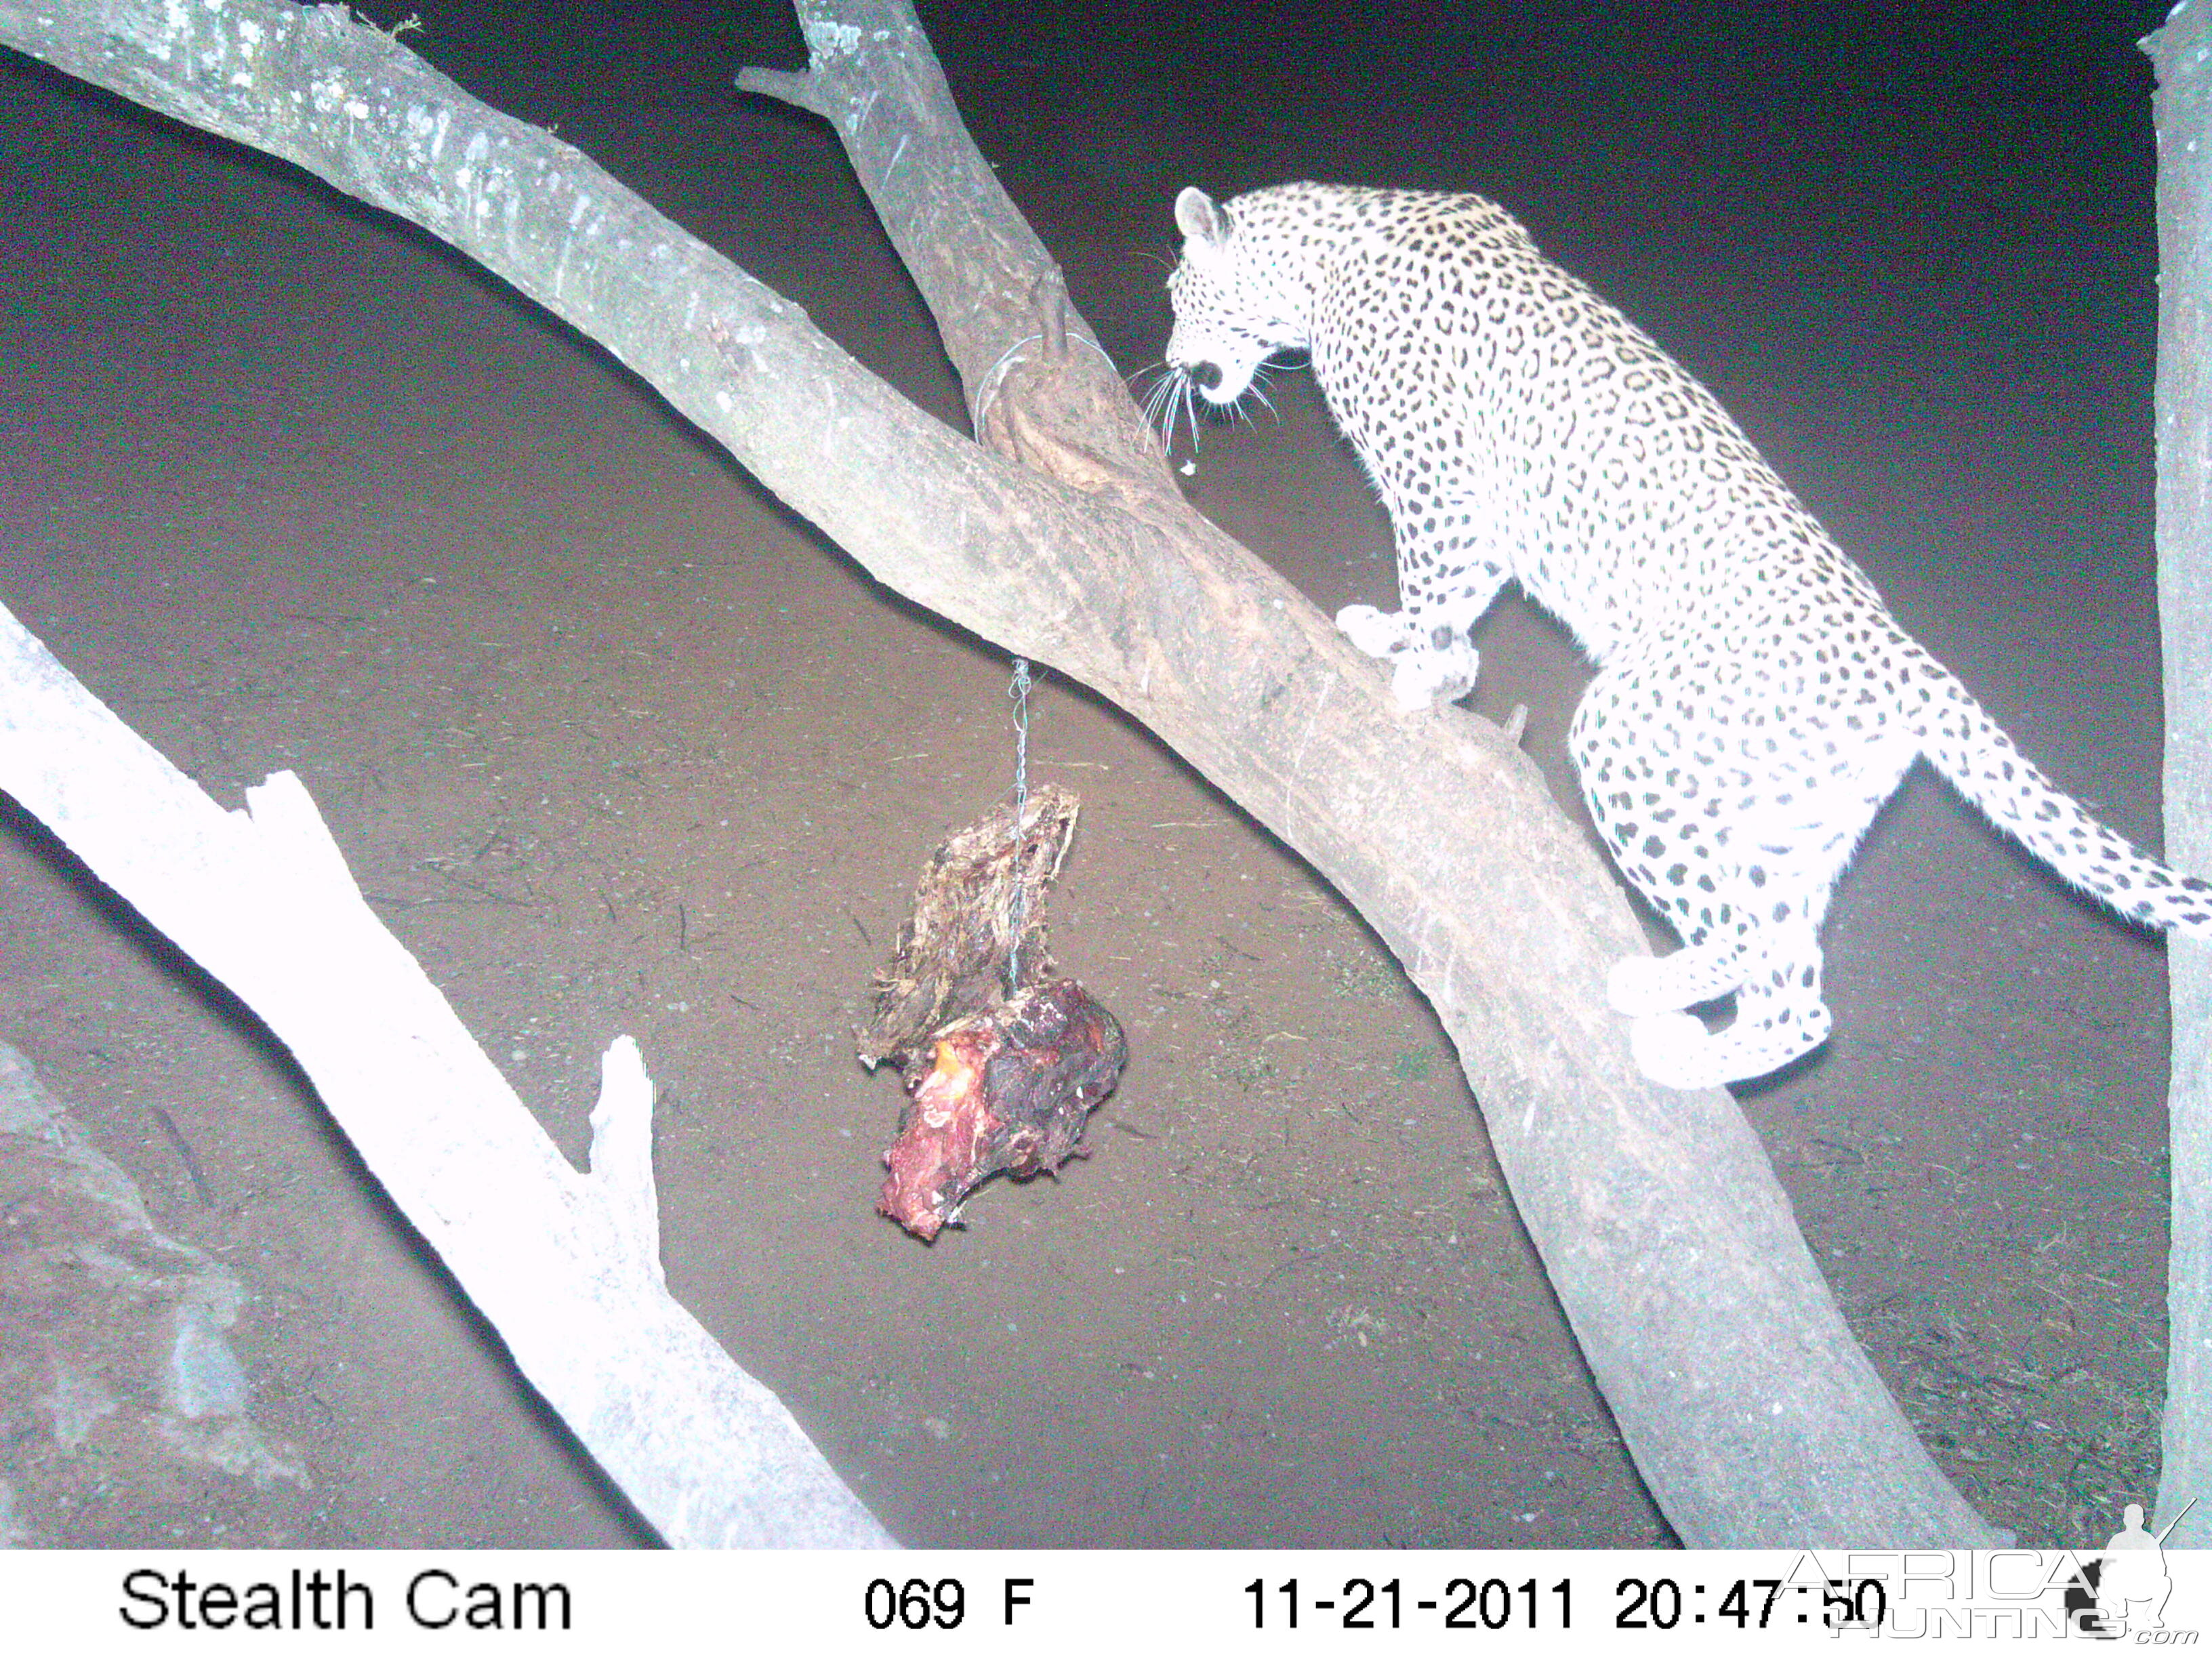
(1159, 181, 2212, 1089)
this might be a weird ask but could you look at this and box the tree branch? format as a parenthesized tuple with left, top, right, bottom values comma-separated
(0, 597, 892, 1547)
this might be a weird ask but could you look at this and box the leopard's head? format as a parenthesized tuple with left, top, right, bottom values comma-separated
(1149, 187, 1309, 445)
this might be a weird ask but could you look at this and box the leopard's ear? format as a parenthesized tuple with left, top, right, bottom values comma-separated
(1174, 186, 1231, 248)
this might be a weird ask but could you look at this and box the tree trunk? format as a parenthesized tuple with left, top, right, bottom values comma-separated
(0, 0, 1999, 1543)
(2147, 1, 2212, 1550)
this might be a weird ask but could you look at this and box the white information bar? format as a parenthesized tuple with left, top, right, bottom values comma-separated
(5, 1549, 2203, 1652)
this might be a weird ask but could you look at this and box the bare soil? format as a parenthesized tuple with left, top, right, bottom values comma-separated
(0, 4, 2171, 1549)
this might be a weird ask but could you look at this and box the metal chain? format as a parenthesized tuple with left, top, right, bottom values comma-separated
(1006, 656, 1033, 995)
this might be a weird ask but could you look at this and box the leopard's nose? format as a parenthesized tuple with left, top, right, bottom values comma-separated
(1190, 361, 1223, 391)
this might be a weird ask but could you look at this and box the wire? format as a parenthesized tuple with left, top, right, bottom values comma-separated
(1006, 656, 1033, 994)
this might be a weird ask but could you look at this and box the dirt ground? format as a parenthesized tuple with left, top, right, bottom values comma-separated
(0, 3, 2177, 1549)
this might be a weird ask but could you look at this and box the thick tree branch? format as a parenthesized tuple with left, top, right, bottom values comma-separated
(0, 0, 1999, 1542)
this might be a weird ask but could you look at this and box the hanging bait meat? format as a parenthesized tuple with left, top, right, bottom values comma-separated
(859, 784, 1127, 1242)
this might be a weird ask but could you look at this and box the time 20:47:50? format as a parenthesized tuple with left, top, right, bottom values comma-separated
(1616, 1576, 1889, 1630)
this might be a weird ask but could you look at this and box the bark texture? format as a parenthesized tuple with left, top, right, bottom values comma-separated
(2148, 0, 2212, 1551)
(0, 0, 2001, 1542)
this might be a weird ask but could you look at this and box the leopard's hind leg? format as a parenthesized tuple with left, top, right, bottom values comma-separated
(1623, 917, 1832, 1090)
(1573, 651, 1917, 1088)
(1607, 938, 1747, 1017)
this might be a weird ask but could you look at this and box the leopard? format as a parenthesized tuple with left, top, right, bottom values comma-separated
(1153, 180, 2212, 1090)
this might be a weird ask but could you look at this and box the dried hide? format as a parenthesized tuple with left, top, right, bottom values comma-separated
(861, 786, 1126, 1240)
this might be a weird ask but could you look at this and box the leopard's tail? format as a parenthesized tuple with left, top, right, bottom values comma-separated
(1904, 644, 2212, 936)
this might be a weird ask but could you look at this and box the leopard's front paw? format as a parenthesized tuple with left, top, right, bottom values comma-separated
(1387, 645, 1479, 712)
(1336, 602, 1419, 660)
